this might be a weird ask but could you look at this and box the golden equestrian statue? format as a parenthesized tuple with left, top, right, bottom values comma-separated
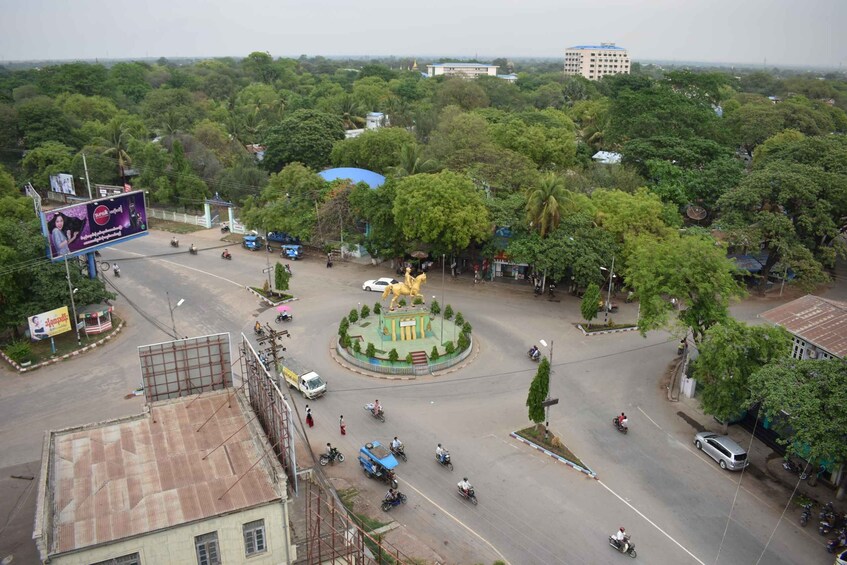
(381, 268, 427, 310)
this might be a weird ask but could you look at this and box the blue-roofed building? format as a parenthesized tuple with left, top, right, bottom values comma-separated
(318, 168, 385, 189)
(564, 43, 630, 80)
(426, 62, 498, 79)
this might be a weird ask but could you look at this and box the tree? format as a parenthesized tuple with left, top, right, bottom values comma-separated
(385, 143, 437, 178)
(526, 173, 573, 237)
(526, 357, 550, 424)
(581, 283, 601, 327)
(436, 79, 489, 110)
(243, 51, 279, 84)
(626, 234, 745, 342)
(141, 88, 204, 133)
(274, 262, 291, 292)
(100, 116, 134, 183)
(348, 180, 406, 259)
(106, 62, 151, 104)
(750, 359, 847, 499)
(16, 96, 76, 148)
(21, 142, 74, 188)
(330, 128, 417, 174)
(263, 110, 345, 171)
(392, 171, 491, 255)
(693, 320, 790, 433)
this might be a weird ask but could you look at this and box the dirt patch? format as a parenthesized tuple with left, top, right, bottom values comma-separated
(676, 411, 706, 433)
(515, 425, 588, 469)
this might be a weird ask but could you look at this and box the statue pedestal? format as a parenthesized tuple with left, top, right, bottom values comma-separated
(381, 308, 432, 342)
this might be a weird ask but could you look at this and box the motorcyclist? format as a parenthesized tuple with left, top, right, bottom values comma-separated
(436, 443, 447, 463)
(529, 345, 540, 360)
(254, 321, 262, 334)
(112, 263, 120, 275)
(612, 527, 629, 552)
(326, 443, 337, 459)
(385, 488, 398, 503)
(222, 249, 231, 259)
(391, 436, 403, 451)
(615, 412, 628, 430)
(458, 477, 472, 495)
(190, 243, 197, 254)
(171, 236, 178, 246)
(372, 399, 382, 417)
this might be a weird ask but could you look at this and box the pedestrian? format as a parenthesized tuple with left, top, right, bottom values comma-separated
(326, 253, 333, 268)
(339, 414, 346, 435)
(306, 405, 314, 427)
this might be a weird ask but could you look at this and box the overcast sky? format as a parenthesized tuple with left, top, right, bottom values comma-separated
(1, 0, 844, 68)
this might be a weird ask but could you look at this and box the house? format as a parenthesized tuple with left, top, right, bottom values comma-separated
(592, 151, 622, 164)
(496, 73, 518, 83)
(759, 294, 847, 360)
(245, 144, 266, 162)
(33, 389, 294, 565)
(426, 62, 498, 79)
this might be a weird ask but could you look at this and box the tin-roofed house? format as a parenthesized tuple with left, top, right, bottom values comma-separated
(759, 294, 847, 361)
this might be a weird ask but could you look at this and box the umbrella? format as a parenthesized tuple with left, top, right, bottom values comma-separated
(276, 305, 291, 312)
(410, 250, 428, 259)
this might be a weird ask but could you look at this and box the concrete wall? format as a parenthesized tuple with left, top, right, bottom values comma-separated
(49, 502, 295, 565)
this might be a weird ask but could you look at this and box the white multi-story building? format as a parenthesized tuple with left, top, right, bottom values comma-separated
(34, 389, 295, 565)
(426, 62, 498, 79)
(564, 43, 630, 80)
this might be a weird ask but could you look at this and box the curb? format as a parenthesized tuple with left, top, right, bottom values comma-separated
(576, 324, 639, 337)
(246, 286, 298, 307)
(510, 431, 598, 479)
(0, 321, 126, 373)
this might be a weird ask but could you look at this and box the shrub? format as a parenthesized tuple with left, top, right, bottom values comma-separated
(445, 341, 455, 355)
(454, 312, 464, 326)
(262, 280, 270, 294)
(430, 300, 441, 315)
(462, 321, 472, 335)
(348, 308, 359, 323)
(353, 340, 362, 354)
(458, 332, 470, 351)
(388, 348, 399, 362)
(339, 317, 349, 337)
(366, 342, 376, 358)
(398, 298, 407, 308)
(341, 333, 351, 348)
(430, 345, 439, 360)
(413, 296, 423, 305)
(373, 302, 381, 314)
(360, 304, 370, 318)
(4, 341, 32, 363)
(444, 305, 454, 320)
(405, 352, 413, 363)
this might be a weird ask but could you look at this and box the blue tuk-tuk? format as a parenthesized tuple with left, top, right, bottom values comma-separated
(358, 441, 399, 488)
(242, 234, 263, 251)
(281, 244, 303, 260)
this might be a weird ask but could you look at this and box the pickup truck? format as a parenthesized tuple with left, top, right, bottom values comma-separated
(280, 359, 326, 399)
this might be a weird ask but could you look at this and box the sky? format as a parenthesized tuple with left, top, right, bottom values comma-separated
(1, 0, 845, 68)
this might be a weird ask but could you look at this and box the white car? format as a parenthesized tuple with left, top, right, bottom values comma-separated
(362, 277, 398, 292)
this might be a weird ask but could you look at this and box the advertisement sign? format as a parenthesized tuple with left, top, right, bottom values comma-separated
(49, 173, 76, 195)
(41, 191, 148, 260)
(28, 306, 71, 341)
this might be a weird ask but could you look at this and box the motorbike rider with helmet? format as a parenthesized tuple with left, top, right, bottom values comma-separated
(612, 527, 629, 553)
(391, 436, 403, 451)
(528, 345, 540, 360)
(436, 443, 448, 464)
(458, 477, 472, 495)
(372, 399, 382, 417)
(614, 412, 628, 430)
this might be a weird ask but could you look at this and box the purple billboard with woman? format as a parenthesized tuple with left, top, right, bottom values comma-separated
(41, 191, 148, 260)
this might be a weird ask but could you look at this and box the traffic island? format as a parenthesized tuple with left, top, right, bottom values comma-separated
(512, 424, 596, 478)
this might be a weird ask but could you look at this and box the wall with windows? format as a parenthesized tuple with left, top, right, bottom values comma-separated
(48, 502, 292, 565)
(564, 45, 630, 80)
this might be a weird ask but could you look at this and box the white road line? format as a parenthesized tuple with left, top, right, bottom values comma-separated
(638, 406, 662, 430)
(597, 479, 706, 565)
(117, 249, 244, 287)
(399, 479, 510, 564)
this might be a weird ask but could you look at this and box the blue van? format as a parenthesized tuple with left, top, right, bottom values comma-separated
(281, 244, 303, 260)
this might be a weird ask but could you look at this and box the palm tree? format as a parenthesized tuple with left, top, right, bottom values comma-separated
(526, 173, 573, 238)
(387, 144, 437, 178)
(102, 118, 133, 184)
(338, 95, 364, 130)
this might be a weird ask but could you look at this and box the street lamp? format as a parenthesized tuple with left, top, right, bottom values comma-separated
(167, 292, 185, 339)
(600, 254, 616, 322)
(539, 339, 556, 440)
(440, 254, 446, 344)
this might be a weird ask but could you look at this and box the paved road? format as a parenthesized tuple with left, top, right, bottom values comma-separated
(0, 229, 834, 564)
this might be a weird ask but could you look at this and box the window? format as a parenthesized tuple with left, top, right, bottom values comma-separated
(91, 555, 141, 565)
(243, 519, 267, 556)
(195, 532, 220, 565)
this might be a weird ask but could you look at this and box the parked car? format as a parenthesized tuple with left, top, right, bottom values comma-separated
(242, 234, 263, 251)
(835, 549, 847, 565)
(267, 231, 301, 245)
(693, 432, 749, 471)
(363, 277, 398, 292)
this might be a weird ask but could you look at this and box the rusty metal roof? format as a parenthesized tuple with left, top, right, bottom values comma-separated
(759, 294, 847, 358)
(45, 389, 284, 555)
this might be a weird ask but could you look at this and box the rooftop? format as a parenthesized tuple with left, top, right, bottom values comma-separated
(568, 45, 627, 51)
(319, 167, 385, 189)
(759, 294, 847, 358)
(428, 62, 497, 67)
(38, 389, 284, 556)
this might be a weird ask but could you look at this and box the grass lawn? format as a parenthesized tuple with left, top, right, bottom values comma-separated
(148, 217, 206, 234)
(516, 424, 588, 469)
(249, 287, 292, 302)
(3, 314, 123, 366)
(580, 321, 637, 333)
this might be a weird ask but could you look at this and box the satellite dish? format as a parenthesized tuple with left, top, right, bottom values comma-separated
(686, 205, 707, 221)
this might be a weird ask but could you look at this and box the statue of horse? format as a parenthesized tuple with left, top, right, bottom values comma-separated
(381, 273, 427, 310)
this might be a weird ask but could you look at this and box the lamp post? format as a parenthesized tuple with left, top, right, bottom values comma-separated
(539, 339, 555, 440)
(63, 254, 82, 345)
(600, 254, 616, 322)
(440, 254, 446, 344)
(166, 292, 185, 339)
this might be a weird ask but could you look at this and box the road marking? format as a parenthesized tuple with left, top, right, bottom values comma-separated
(597, 479, 706, 565)
(399, 479, 510, 564)
(117, 249, 245, 287)
(637, 406, 662, 430)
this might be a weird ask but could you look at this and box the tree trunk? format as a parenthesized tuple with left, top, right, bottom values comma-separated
(757, 246, 780, 296)
(837, 468, 846, 500)
(721, 420, 728, 435)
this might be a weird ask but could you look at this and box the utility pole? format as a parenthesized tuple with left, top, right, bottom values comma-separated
(256, 325, 290, 371)
(82, 153, 93, 200)
(63, 254, 82, 345)
(604, 255, 615, 322)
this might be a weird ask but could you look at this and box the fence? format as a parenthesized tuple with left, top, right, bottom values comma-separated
(335, 335, 473, 376)
(148, 207, 210, 228)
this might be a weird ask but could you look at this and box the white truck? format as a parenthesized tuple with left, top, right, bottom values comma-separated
(280, 358, 326, 399)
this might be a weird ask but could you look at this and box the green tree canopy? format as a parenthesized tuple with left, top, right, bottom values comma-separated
(526, 357, 551, 424)
(330, 128, 417, 174)
(581, 283, 601, 325)
(263, 110, 345, 172)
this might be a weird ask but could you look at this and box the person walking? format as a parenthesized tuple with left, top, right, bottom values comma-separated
(339, 414, 346, 435)
(305, 405, 314, 428)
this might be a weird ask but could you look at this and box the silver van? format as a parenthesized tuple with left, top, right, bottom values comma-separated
(693, 432, 749, 471)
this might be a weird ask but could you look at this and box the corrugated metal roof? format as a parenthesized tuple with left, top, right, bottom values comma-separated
(427, 62, 497, 68)
(759, 294, 847, 358)
(48, 389, 283, 554)
(567, 45, 627, 51)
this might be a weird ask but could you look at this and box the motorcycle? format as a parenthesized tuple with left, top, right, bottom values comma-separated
(390, 444, 407, 462)
(364, 403, 385, 422)
(613, 416, 628, 434)
(783, 458, 809, 480)
(800, 502, 813, 527)
(319, 449, 345, 466)
(548, 283, 557, 299)
(533, 284, 542, 296)
(221, 251, 232, 260)
(826, 529, 847, 554)
(275, 312, 293, 323)
(821, 502, 835, 520)
(170, 238, 179, 248)
(189, 246, 198, 255)
(220, 224, 230, 233)
(609, 534, 637, 558)
(254, 326, 265, 337)
(457, 485, 478, 505)
(113, 265, 121, 278)
(821, 513, 846, 537)
(528, 348, 540, 362)
(381, 492, 407, 512)
(362, 465, 398, 489)
(435, 451, 453, 471)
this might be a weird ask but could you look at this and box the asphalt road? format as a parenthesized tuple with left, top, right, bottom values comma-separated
(0, 229, 834, 565)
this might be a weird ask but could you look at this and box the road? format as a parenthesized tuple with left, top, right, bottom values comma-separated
(0, 229, 833, 564)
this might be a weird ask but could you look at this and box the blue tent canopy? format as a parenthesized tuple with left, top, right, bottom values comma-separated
(319, 167, 385, 189)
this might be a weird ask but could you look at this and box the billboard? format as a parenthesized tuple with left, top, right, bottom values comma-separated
(49, 173, 75, 195)
(28, 306, 71, 341)
(41, 191, 148, 261)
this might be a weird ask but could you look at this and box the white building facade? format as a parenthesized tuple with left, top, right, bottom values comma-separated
(426, 62, 498, 79)
(564, 43, 630, 80)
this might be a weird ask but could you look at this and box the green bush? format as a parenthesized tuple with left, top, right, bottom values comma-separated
(455, 312, 465, 326)
(430, 345, 439, 360)
(339, 316, 349, 336)
(373, 302, 381, 314)
(405, 352, 413, 364)
(458, 332, 470, 351)
(430, 300, 441, 315)
(444, 305, 454, 320)
(360, 304, 370, 318)
(445, 341, 455, 355)
(353, 340, 362, 354)
(398, 298, 407, 308)
(366, 342, 376, 358)
(413, 296, 423, 305)
(4, 341, 32, 363)
(348, 308, 359, 323)
(462, 321, 472, 334)
(341, 333, 351, 348)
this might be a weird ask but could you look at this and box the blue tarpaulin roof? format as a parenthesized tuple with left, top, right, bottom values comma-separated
(319, 168, 385, 189)
(729, 254, 763, 273)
